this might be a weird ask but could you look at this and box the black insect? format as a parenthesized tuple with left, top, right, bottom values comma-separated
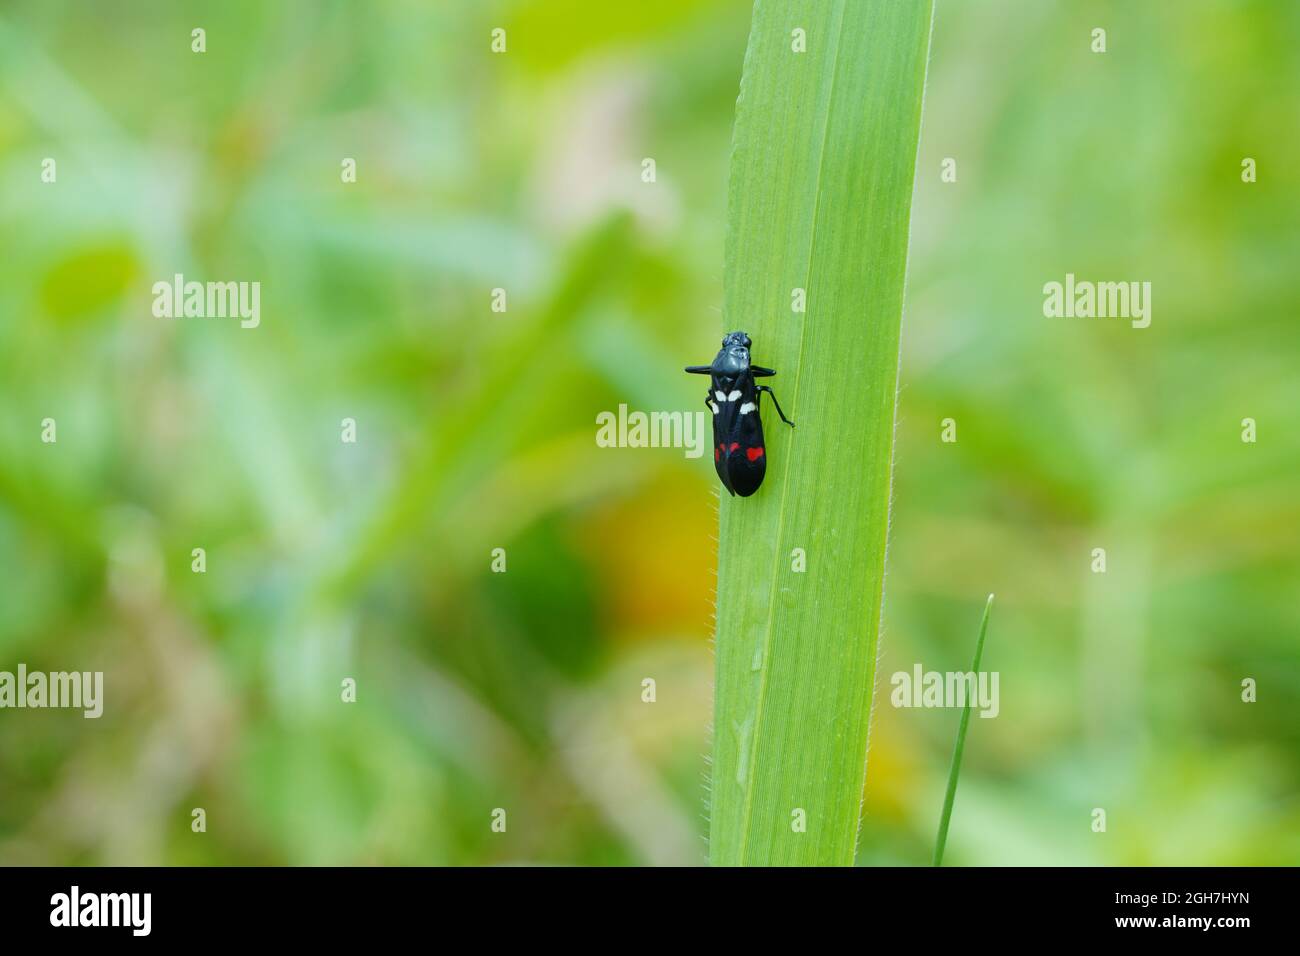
(685, 331, 794, 497)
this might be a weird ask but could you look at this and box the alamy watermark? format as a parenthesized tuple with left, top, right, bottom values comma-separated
(152, 273, 260, 328)
(1043, 273, 1151, 329)
(596, 404, 708, 458)
(891, 664, 999, 718)
(50, 886, 150, 936)
(0, 665, 102, 718)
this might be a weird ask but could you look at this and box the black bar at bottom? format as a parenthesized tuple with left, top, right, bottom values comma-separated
(0, 866, 1289, 941)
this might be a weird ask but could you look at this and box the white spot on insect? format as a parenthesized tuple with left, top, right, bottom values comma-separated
(709, 402, 719, 415)
(715, 391, 727, 403)
(726, 390, 742, 402)
(739, 402, 756, 415)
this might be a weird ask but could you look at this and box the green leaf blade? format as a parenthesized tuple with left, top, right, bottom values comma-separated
(933, 594, 996, 867)
(710, 0, 934, 866)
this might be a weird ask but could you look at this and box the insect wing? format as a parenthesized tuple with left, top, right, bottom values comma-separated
(723, 414, 766, 496)
(709, 374, 735, 495)
(718, 374, 767, 497)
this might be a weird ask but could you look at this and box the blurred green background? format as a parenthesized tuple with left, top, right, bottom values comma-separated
(1, 0, 1296, 865)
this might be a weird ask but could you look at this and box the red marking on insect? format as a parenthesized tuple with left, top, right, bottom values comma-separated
(729, 442, 740, 453)
(746, 446, 765, 462)
(715, 444, 721, 461)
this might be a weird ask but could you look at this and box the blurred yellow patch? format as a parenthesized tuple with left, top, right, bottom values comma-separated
(862, 706, 922, 823)
(506, 0, 730, 71)
(39, 242, 139, 323)
(577, 474, 715, 641)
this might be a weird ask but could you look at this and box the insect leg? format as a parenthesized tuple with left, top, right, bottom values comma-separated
(750, 365, 777, 378)
(757, 384, 794, 427)
(684, 365, 713, 375)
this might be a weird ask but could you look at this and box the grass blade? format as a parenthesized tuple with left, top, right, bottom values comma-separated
(933, 594, 996, 867)
(709, 0, 934, 866)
